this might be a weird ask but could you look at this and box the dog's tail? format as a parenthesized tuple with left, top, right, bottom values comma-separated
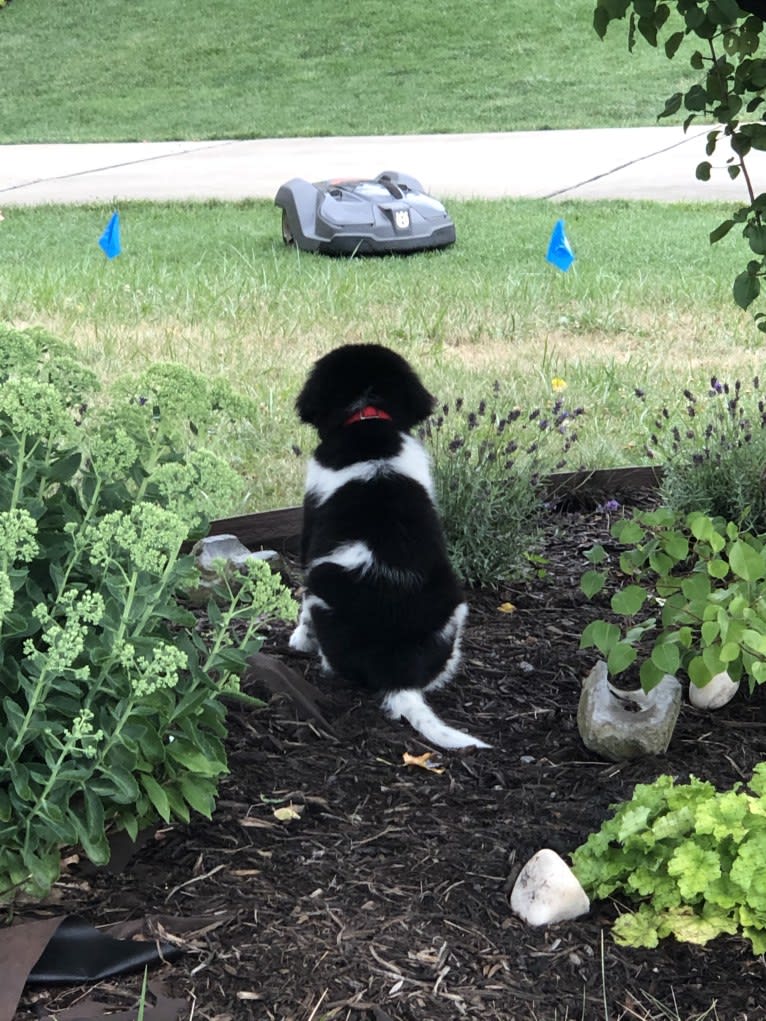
(381, 689, 491, 750)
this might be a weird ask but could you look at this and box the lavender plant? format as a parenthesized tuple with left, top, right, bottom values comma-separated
(0, 325, 296, 902)
(422, 384, 583, 587)
(640, 375, 766, 533)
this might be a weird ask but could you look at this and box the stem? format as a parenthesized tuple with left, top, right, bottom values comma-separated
(53, 476, 103, 599)
(706, 37, 760, 215)
(201, 581, 245, 676)
(9, 663, 58, 758)
(21, 736, 75, 856)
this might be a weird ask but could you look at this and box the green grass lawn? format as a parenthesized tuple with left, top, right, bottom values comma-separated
(0, 0, 699, 142)
(1, 196, 757, 513)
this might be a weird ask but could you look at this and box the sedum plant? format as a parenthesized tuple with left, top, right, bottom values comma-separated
(423, 383, 584, 587)
(0, 325, 296, 902)
(571, 764, 766, 953)
(581, 506, 766, 693)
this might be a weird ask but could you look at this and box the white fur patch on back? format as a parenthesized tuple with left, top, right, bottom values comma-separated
(305, 434, 435, 506)
(310, 541, 375, 574)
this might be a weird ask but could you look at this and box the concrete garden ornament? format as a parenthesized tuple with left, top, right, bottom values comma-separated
(577, 660, 682, 761)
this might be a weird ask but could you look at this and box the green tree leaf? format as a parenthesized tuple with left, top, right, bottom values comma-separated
(611, 584, 648, 616)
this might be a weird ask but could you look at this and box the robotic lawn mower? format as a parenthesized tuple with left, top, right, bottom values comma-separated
(275, 171, 456, 255)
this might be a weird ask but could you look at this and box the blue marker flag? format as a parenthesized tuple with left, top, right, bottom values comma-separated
(99, 211, 122, 259)
(546, 219, 574, 272)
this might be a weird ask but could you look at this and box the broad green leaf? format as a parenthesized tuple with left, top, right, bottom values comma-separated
(611, 585, 647, 616)
(729, 540, 766, 582)
(650, 642, 680, 675)
(681, 573, 711, 602)
(649, 550, 674, 576)
(607, 641, 637, 675)
(140, 774, 171, 824)
(662, 532, 689, 561)
(667, 843, 721, 899)
(733, 268, 761, 310)
(584, 544, 608, 565)
(702, 644, 726, 676)
(166, 738, 228, 778)
(710, 218, 736, 243)
(180, 776, 217, 819)
(640, 656, 667, 692)
(662, 905, 736, 945)
(743, 629, 766, 655)
(707, 557, 730, 579)
(706, 616, 723, 641)
(688, 655, 714, 688)
(579, 619, 621, 655)
(612, 519, 645, 545)
(164, 785, 191, 825)
(719, 641, 741, 663)
(696, 160, 712, 181)
(581, 569, 607, 599)
(612, 907, 661, 948)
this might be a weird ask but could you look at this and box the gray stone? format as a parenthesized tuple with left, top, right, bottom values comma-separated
(193, 533, 279, 574)
(187, 535, 288, 605)
(577, 660, 682, 761)
(510, 848, 590, 927)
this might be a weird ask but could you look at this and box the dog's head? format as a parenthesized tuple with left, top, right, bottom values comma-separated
(296, 344, 435, 437)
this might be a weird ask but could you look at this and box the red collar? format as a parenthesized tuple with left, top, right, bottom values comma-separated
(344, 405, 393, 426)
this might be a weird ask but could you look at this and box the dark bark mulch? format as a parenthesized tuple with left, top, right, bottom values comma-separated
(17, 504, 766, 1021)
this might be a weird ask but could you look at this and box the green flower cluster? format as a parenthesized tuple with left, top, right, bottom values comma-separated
(0, 509, 39, 563)
(84, 504, 189, 575)
(0, 325, 296, 904)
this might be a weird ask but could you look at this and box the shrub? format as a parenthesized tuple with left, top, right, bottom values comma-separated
(423, 383, 583, 587)
(581, 506, 766, 693)
(0, 325, 296, 902)
(639, 375, 766, 533)
(572, 764, 766, 954)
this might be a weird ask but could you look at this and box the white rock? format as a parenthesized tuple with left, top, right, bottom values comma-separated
(510, 848, 590, 927)
(689, 670, 740, 710)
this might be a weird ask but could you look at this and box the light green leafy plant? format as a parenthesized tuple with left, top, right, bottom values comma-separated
(571, 764, 766, 953)
(580, 505, 766, 693)
(0, 325, 296, 902)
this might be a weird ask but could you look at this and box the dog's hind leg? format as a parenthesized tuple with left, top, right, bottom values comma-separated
(289, 594, 325, 654)
(381, 689, 491, 750)
(425, 602, 469, 694)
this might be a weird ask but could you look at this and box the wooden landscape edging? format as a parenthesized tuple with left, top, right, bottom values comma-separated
(204, 464, 663, 553)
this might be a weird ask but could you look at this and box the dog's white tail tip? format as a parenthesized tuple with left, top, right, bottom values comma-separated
(382, 689, 491, 750)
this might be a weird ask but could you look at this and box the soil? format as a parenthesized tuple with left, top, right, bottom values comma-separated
(16, 502, 766, 1021)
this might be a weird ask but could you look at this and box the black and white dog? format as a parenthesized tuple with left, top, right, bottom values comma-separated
(289, 343, 490, 750)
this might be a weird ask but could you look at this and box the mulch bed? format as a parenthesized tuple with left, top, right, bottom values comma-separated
(16, 502, 766, 1021)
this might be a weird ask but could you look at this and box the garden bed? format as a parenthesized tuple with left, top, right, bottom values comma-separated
(16, 471, 766, 1021)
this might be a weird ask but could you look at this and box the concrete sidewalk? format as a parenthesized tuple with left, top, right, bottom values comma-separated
(0, 125, 763, 206)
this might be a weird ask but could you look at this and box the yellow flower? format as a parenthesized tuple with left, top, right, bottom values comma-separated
(551, 377, 567, 392)
(497, 602, 516, 614)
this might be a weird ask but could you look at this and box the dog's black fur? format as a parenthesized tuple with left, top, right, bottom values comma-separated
(289, 343, 490, 749)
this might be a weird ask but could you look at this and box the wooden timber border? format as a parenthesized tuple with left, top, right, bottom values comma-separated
(201, 464, 663, 554)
